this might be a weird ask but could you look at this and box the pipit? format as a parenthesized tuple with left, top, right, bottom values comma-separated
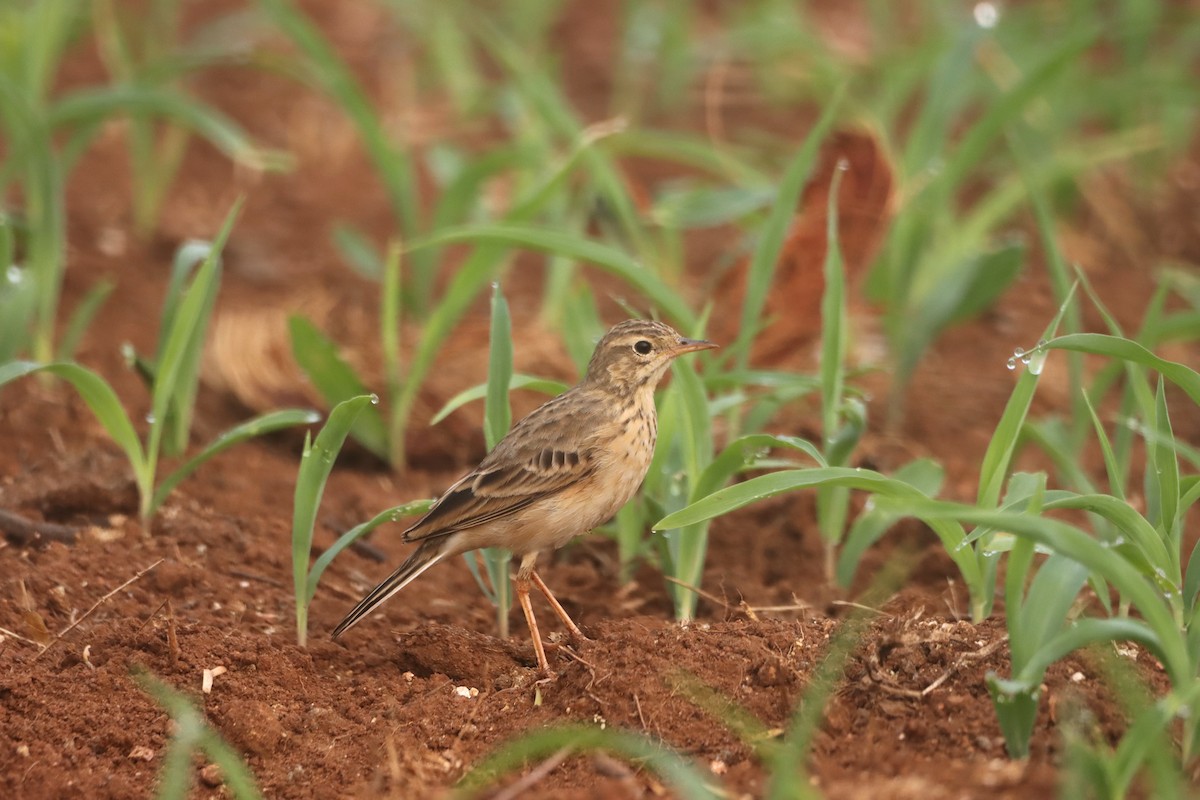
(332, 319, 717, 672)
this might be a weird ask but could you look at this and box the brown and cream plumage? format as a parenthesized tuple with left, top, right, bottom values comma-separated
(332, 319, 716, 672)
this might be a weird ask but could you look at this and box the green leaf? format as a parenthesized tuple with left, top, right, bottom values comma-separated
(50, 85, 286, 171)
(152, 408, 320, 515)
(651, 184, 774, 229)
(837, 458, 944, 587)
(133, 668, 264, 800)
(56, 277, 115, 360)
(155, 239, 222, 457)
(0, 265, 36, 361)
(483, 284, 513, 449)
(287, 314, 388, 460)
(480, 283, 514, 634)
(144, 200, 241, 498)
(406, 224, 696, 330)
(331, 222, 383, 279)
(986, 674, 1040, 759)
(292, 395, 374, 646)
(977, 283, 1076, 509)
(458, 724, 719, 799)
(655, 466, 983, 598)
(0, 360, 144, 482)
(430, 374, 568, 426)
(1043, 333, 1200, 405)
(732, 88, 843, 368)
(305, 499, 434, 606)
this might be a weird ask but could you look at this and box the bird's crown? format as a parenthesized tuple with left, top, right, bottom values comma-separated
(583, 319, 715, 391)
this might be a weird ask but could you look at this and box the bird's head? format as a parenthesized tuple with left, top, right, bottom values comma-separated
(583, 319, 717, 394)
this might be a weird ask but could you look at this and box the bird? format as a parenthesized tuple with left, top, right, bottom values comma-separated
(332, 319, 717, 673)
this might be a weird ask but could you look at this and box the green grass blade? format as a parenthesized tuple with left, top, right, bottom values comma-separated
(0, 265, 37, 361)
(287, 314, 389, 460)
(144, 199, 241, 510)
(50, 85, 286, 171)
(406, 224, 696, 329)
(133, 669, 264, 800)
(480, 283, 514, 635)
(152, 408, 320, 515)
(457, 724, 719, 799)
(663, 357, 715, 621)
(0, 359, 144, 483)
(153, 240, 221, 457)
(888, 500, 1189, 685)
(56, 277, 115, 360)
(380, 241, 404, 466)
(1149, 378, 1180, 544)
(655, 466, 983, 596)
(305, 499, 434, 607)
(483, 284, 513, 450)
(255, 0, 424, 299)
(1043, 333, 1200, 405)
(1015, 617, 1165, 687)
(1080, 389, 1125, 501)
(732, 89, 843, 369)
(977, 283, 1076, 508)
(292, 395, 374, 647)
(430, 374, 568, 426)
(819, 165, 847, 439)
(837, 458, 944, 586)
(331, 222, 383, 279)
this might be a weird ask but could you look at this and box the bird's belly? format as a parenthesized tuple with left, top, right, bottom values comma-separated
(477, 441, 653, 556)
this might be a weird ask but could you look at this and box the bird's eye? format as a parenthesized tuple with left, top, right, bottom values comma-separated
(633, 340, 653, 355)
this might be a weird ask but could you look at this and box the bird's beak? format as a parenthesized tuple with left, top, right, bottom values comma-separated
(673, 337, 718, 355)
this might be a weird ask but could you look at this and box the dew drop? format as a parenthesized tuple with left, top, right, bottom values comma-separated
(836, 158, 850, 172)
(1006, 358, 1017, 371)
(5, 265, 22, 284)
(369, 393, 380, 406)
(145, 413, 157, 425)
(1026, 349, 1046, 375)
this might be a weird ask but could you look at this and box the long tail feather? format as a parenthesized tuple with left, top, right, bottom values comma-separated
(331, 541, 445, 638)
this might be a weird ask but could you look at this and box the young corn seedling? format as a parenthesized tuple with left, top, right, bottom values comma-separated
(470, 283, 515, 638)
(671, 554, 913, 800)
(1060, 644, 1190, 800)
(132, 669, 263, 800)
(289, 393, 436, 647)
(0, 203, 318, 523)
(659, 283, 1080, 622)
(0, 0, 277, 363)
(883, 331, 1200, 759)
(91, 0, 290, 236)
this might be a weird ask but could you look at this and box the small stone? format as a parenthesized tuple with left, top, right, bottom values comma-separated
(128, 745, 155, 762)
(199, 763, 224, 788)
(16, 744, 30, 758)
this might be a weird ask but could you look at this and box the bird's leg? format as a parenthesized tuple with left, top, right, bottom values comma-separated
(515, 554, 551, 673)
(530, 569, 587, 641)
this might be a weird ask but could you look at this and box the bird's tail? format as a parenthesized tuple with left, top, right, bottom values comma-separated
(331, 540, 445, 638)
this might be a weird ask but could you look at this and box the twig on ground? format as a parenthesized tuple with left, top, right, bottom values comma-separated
(0, 509, 81, 546)
(0, 625, 44, 648)
(490, 746, 574, 800)
(35, 559, 163, 659)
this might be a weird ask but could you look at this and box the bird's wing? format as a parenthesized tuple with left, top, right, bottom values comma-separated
(403, 393, 600, 543)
